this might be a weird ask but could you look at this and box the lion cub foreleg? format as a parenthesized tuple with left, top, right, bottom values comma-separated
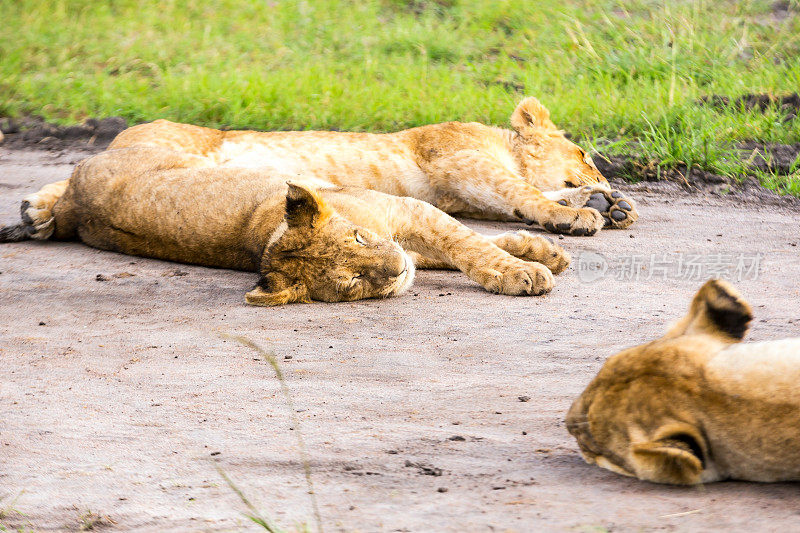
(387, 197, 555, 295)
(410, 231, 570, 275)
(423, 151, 604, 236)
(490, 231, 570, 274)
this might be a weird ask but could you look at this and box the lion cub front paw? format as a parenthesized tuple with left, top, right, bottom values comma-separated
(558, 186, 638, 229)
(477, 261, 554, 296)
(493, 230, 571, 274)
(542, 206, 604, 237)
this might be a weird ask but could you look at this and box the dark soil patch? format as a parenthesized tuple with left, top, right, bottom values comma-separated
(772, 0, 797, 20)
(0, 115, 126, 152)
(698, 92, 800, 122)
(595, 141, 800, 184)
(737, 141, 800, 175)
(595, 154, 730, 187)
(595, 144, 799, 206)
(382, 0, 456, 17)
(480, 78, 525, 93)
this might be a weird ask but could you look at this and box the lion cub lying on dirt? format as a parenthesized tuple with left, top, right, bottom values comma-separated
(102, 96, 637, 236)
(0, 146, 570, 304)
(567, 279, 800, 484)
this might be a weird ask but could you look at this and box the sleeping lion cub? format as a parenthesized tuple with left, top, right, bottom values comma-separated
(567, 279, 800, 484)
(0, 146, 570, 304)
(27, 96, 634, 238)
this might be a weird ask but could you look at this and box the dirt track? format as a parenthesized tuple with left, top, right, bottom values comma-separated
(1, 147, 799, 532)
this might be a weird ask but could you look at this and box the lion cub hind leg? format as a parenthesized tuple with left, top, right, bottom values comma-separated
(490, 230, 571, 274)
(19, 179, 70, 240)
(544, 186, 638, 229)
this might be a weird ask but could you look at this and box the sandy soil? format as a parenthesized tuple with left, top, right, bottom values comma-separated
(1, 147, 799, 532)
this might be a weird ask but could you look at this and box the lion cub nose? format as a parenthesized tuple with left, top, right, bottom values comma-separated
(382, 252, 408, 278)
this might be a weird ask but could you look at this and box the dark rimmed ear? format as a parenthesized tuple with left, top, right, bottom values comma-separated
(285, 182, 333, 228)
(245, 272, 311, 306)
(629, 424, 706, 485)
(510, 96, 558, 137)
(665, 279, 753, 341)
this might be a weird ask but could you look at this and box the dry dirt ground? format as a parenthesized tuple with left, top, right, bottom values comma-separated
(1, 147, 799, 532)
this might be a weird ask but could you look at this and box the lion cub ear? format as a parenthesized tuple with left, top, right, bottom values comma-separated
(665, 279, 753, 341)
(629, 425, 706, 485)
(245, 273, 311, 306)
(510, 97, 557, 136)
(284, 182, 333, 228)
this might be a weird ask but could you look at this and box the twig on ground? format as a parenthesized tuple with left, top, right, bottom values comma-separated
(219, 333, 324, 533)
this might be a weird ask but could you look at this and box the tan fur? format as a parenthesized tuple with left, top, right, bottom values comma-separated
(567, 280, 800, 484)
(5, 145, 572, 304)
(100, 97, 637, 236)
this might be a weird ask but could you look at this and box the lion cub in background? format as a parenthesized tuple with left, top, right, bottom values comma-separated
(567, 279, 800, 485)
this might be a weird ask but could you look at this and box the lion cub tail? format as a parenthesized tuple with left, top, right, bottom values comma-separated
(0, 223, 31, 242)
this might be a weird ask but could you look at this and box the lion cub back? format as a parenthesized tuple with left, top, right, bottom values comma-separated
(706, 338, 800, 403)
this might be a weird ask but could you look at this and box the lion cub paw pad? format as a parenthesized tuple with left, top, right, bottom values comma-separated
(580, 189, 638, 229)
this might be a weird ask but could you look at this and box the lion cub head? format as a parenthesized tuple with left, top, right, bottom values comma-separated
(246, 183, 414, 306)
(567, 280, 759, 485)
(510, 97, 608, 191)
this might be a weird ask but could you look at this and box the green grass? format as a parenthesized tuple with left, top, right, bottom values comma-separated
(1, 0, 799, 192)
(0, 492, 34, 533)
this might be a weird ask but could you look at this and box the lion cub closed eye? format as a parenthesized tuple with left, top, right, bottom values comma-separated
(567, 279, 800, 485)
